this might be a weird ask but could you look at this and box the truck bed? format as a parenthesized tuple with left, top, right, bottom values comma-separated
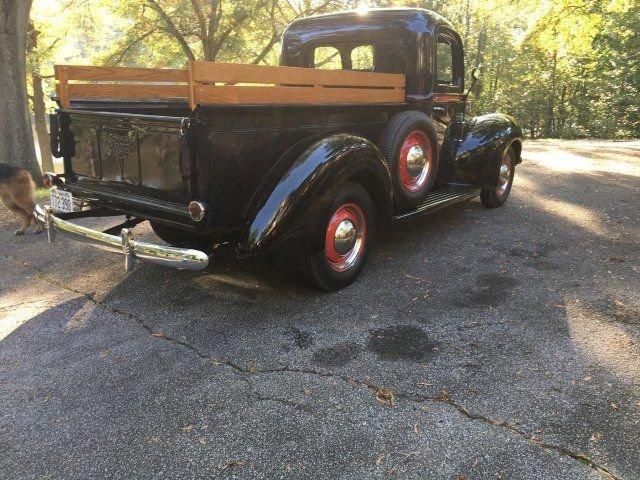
(57, 99, 409, 237)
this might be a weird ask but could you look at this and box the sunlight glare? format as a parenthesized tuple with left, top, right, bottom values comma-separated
(356, 2, 369, 15)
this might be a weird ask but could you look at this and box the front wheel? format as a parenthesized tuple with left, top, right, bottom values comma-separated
(298, 182, 374, 291)
(481, 146, 516, 208)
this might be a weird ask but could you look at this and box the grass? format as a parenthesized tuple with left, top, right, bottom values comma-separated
(36, 188, 50, 201)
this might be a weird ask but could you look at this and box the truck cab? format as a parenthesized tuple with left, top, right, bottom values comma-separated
(41, 8, 523, 290)
(281, 9, 466, 143)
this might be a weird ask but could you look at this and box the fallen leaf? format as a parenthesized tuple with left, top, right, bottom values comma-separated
(590, 432, 603, 442)
(388, 452, 416, 476)
(181, 425, 194, 434)
(376, 388, 396, 407)
(221, 460, 245, 472)
(435, 390, 452, 402)
(374, 449, 388, 466)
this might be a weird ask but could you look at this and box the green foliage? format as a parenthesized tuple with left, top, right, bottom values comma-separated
(30, 0, 640, 139)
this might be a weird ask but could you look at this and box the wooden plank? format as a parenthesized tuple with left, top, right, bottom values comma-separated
(187, 62, 197, 110)
(191, 61, 405, 88)
(54, 65, 70, 108)
(67, 84, 189, 102)
(195, 85, 404, 105)
(60, 65, 188, 82)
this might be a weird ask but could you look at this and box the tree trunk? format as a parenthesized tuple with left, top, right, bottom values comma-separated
(543, 50, 557, 138)
(473, 25, 487, 100)
(464, 0, 471, 45)
(32, 73, 53, 172)
(0, 0, 41, 184)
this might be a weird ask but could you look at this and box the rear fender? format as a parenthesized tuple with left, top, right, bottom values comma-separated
(238, 134, 391, 257)
(440, 113, 522, 187)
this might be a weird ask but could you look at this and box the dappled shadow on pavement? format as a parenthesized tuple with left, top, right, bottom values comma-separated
(0, 140, 638, 478)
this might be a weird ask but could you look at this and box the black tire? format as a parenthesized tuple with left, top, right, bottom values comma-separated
(480, 146, 516, 208)
(298, 182, 374, 291)
(379, 111, 439, 209)
(150, 222, 212, 249)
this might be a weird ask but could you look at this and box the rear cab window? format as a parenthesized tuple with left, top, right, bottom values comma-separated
(314, 46, 342, 69)
(312, 44, 375, 71)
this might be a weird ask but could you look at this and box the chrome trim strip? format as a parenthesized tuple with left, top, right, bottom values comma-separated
(62, 108, 186, 123)
(35, 204, 209, 271)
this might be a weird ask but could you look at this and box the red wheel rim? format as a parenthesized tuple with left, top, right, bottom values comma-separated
(324, 203, 367, 272)
(496, 151, 512, 197)
(399, 130, 432, 192)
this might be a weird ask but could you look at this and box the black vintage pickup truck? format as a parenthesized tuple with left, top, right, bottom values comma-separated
(39, 8, 522, 290)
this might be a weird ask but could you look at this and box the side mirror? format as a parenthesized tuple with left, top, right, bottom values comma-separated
(465, 65, 481, 97)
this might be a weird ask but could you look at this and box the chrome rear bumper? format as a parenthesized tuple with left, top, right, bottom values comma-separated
(35, 204, 209, 271)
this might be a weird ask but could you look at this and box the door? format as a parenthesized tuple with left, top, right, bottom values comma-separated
(431, 28, 465, 146)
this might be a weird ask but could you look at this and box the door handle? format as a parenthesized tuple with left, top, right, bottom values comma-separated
(433, 106, 448, 118)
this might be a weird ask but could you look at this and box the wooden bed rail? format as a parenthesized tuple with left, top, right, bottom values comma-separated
(188, 61, 405, 108)
(54, 62, 406, 109)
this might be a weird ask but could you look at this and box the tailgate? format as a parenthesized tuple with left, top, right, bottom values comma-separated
(60, 109, 195, 224)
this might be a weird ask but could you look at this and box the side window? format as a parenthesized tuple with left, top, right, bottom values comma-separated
(351, 45, 374, 70)
(436, 37, 453, 85)
(314, 46, 342, 69)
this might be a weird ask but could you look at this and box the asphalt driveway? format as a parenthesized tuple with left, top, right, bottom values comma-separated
(0, 140, 638, 479)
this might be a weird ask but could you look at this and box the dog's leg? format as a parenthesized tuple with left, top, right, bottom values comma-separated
(14, 200, 42, 234)
(1, 192, 28, 235)
(5, 203, 32, 235)
(18, 206, 43, 234)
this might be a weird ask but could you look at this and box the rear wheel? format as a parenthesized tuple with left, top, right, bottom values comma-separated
(379, 111, 439, 209)
(298, 182, 374, 291)
(480, 146, 515, 208)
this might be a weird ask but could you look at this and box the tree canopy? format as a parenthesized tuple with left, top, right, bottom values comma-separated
(30, 0, 640, 139)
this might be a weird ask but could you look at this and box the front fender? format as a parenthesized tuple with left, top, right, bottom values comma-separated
(238, 134, 391, 257)
(441, 113, 522, 187)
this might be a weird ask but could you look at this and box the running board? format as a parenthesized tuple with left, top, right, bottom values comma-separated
(392, 186, 481, 223)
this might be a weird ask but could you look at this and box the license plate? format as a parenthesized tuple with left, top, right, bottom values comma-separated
(50, 188, 74, 213)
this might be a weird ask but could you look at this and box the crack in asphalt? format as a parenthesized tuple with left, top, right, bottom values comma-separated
(3, 254, 620, 480)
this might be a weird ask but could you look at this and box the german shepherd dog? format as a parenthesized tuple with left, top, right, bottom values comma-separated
(0, 163, 43, 235)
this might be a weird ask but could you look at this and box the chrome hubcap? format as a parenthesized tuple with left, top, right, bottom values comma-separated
(333, 219, 357, 255)
(400, 130, 431, 192)
(497, 155, 512, 196)
(406, 145, 426, 178)
(324, 203, 367, 273)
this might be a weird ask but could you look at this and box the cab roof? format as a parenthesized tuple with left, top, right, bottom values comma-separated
(283, 8, 455, 40)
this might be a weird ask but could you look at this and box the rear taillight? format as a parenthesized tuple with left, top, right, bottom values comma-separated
(188, 201, 206, 222)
